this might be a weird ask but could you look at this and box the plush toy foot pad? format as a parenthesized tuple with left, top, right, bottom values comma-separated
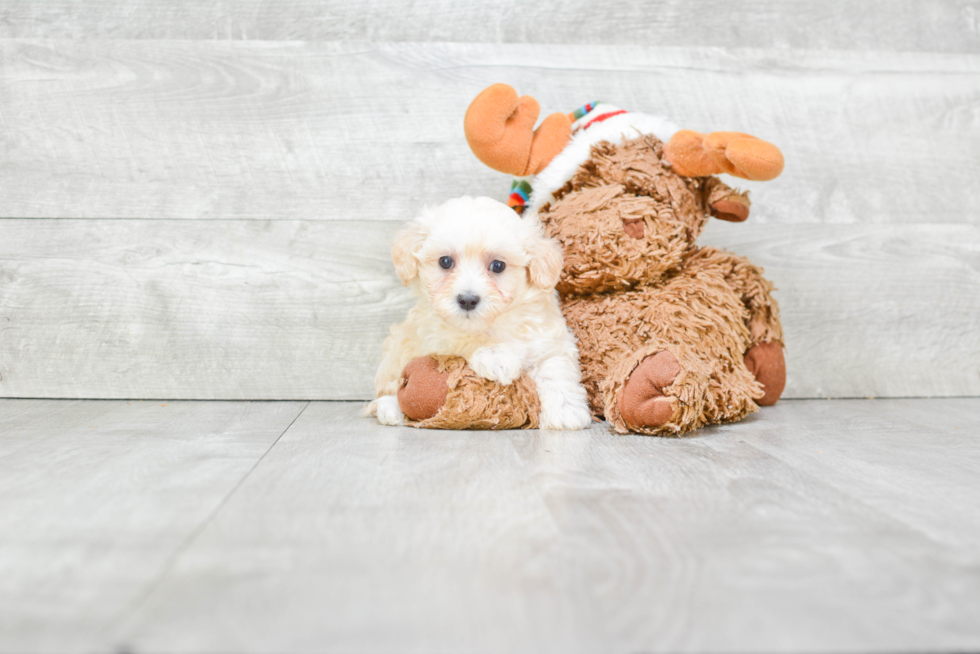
(744, 341, 787, 406)
(399, 355, 540, 430)
(398, 356, 450, 421)
(619, 351, 682, 428)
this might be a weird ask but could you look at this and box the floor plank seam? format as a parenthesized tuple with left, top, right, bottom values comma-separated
(98, 400, 312, 646)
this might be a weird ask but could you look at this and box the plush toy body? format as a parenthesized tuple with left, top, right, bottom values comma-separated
(397, 85, 786, 435)
(528, 129, 785, 435)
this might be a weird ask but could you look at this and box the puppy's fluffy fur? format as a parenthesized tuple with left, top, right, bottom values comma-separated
(369, 196, 591, 430)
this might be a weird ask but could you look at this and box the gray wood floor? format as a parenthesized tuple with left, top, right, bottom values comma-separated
(3, 398, 979, 653)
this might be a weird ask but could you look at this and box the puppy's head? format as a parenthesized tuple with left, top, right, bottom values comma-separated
(392, 196, 562, 331)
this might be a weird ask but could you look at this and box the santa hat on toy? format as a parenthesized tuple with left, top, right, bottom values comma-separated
(463, 84, 783, 214)
(508, 100, 681, 214)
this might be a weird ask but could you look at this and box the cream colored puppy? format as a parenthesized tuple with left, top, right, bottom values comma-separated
(370, 196, 591, 430)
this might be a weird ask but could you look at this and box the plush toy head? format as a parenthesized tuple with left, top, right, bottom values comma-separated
(463, 84, 785, 296)
(538, 135, 716, 296)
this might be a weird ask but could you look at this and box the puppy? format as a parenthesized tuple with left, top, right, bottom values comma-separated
(369, 196, 591, 430)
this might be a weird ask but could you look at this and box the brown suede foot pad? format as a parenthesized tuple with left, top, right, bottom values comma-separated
(401, 355, 540, 430)
(398, 356, 450, 421)
(744, 341, 786, 406)
(618, 351, 682, 428)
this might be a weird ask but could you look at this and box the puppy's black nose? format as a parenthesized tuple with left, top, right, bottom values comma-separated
(457, 292, 480, 312)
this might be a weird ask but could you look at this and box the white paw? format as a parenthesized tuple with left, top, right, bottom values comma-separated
(468, 347, 523, 385)
(375, 395, 405, 426)
(539, 398, 593, 431)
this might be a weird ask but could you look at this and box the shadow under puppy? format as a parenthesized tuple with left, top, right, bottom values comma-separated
(368, 196, 592, 430)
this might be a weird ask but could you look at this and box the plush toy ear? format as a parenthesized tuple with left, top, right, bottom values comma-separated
(391, 221, 427, 285)
(526, 231, 564, 290)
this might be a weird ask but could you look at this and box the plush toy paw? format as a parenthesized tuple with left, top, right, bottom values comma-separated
(375, 395, 405, 426)
(744, 341, 787, 406)
(397, 356, 450, 421)
(401, 355, 541, 430)
(468, 346, 523, 385)
(618, 351, 682, 428)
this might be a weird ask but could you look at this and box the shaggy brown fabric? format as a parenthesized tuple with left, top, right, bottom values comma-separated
(402, 355, 540, 430)
(540, 136, 711, 296)
(542, 184, 693, 295)
(400, 132, 785, 435)
(563, 256, 765, 435)
(538, 134, 786, 436)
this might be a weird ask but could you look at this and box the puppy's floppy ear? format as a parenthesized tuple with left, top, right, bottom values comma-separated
(526, 232, 564, 290)
(391, 221, 426, 285)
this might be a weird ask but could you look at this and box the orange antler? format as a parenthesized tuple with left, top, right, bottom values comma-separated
(464, 84, 572, 177)
(665, 130, 784, 181)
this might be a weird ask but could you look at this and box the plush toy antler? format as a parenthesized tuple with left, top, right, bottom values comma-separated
(664, 130, 784, 181)
(465, 84, 784, 183)
(464, 84, 572, 176)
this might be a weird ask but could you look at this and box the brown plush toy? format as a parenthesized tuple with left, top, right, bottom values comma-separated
(398, 84, 787, 435)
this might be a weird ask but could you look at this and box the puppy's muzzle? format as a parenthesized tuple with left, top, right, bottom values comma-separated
(457, 292, 481, 312)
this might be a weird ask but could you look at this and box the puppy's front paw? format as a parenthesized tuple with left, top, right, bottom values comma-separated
(375, 395, 405, 426)
(468, 347, 523, 385)
(539, 401, 593, 431)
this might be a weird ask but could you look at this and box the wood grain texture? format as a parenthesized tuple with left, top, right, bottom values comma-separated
(2, 0, 979, 52)
(0, 219, 412, 400)
(698, 219, 980, 399)
(0, 399, 307, 654)
(1, 40, 978, 225)
(0, 219, 977, 400)
(727, 398, 980, 552)
(110, 400, 980, 653)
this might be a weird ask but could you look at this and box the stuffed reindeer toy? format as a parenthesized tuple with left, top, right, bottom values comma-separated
(392, 84, 787, 435)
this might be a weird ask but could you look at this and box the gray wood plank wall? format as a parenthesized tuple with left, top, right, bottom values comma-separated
(4, 1, 980, 52)
(0, 2, 978, 400)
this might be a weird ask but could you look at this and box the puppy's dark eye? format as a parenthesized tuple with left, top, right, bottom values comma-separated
(489, 260, 506, 274)
(438, 256, 454, 270)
